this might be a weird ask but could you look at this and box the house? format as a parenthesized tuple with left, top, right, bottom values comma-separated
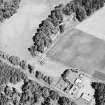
(61, 69, 79, 84)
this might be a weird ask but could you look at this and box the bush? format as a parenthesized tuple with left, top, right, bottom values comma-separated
(91, 82, 105, 105)
(28, 64, 34, 74)
(49, 90, 59, 100)
(75, 5, 87, 22)
(35, 71, 42, 79)
(58, 96, 71, 105)
(42, 97, 51, 105)
(9, 56, 20, 66)
(19, 60, 27, 70)
(28, 45, 38, 56)
(59, 24, 65, 33)
(28, 3, 64, 55)
(0, 59, 27, 85)
(63, 0, 79, 16)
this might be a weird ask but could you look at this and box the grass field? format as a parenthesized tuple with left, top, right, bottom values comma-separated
(76, 6, 105, 41)
(0, 0, 51, 60)
(47, 29, 105, 75)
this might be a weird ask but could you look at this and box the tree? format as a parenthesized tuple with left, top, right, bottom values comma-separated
(49, 90, 59, 100)
(58, 96, 71, 105)
(0, 93, 8, 105)
(48, 15, 59, 27)
(54, 5, 64, 24)
(35, 71, 42, 79)
(28, 45, 38, 56)
(47, 77, 53, 85)
(36, 38, 45, 53)
(75, 5, 87, 22)
(84, 0, 93, 16)
(0, 0, 21, 22)
(42, 97, 51, 105)
(28, 64, 34, 74)
(59, 24, 65, 33)
(41, 87, 49, 98)
(20, 91, 30, 103)
(20, 72, 28, 82)
(4, 86, 13, 97)
(63, 1, 77, 15)
(9, 71, 21, 84)
(9, 56, 20, 66)
(19, 60, 27, 70)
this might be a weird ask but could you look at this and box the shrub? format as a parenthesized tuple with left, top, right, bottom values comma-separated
(59, 24, 65, 33)
(58, 96, 71, 105)
(9, 56, 20, 66)
(75, 5, 87, 22)
(49, 90, 59, 101)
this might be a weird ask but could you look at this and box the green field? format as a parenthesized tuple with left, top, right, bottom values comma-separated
(0, 0, 51, 60)
(47, 29, 105, 76)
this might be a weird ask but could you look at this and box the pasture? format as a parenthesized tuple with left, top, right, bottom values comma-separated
(47, 29, 105, 76)
(0, 0, 51, 61)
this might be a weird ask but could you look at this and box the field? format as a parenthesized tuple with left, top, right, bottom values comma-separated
(0, 0, 51, 61)
(76, 6, 105, 41)
(28, 57, 67, 78)
(47, 29, 105, 76)
(93, 71, 105, 81)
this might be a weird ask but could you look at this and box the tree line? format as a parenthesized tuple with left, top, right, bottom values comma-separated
(91, 82, 105, 105)
(0, 0, 21, 22)
(35, 70, 53, 85)
(28, 4, 65, 56)
(0, 59, 27, 85)
(28, 0, 105, 56)
(0, 50, 28, 70)
(0, 75, 77, 105)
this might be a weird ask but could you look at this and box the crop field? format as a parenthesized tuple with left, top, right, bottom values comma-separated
(93, 71, 105, 81)
(47, 29, 105, 75)
(76, 6, 105, 41)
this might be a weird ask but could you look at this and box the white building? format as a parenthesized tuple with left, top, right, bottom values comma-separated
(69, 85, 81, 99)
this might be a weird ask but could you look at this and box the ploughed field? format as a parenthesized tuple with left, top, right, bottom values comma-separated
(47, 29, 105, 76)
